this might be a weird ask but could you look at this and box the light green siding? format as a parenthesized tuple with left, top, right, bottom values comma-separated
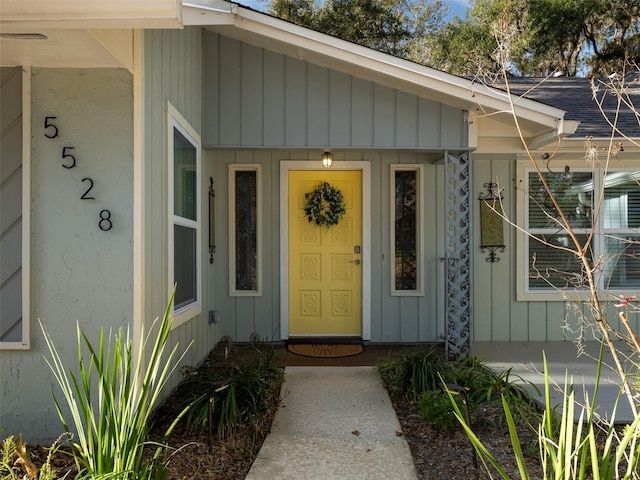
(472, 158, 603, 342)
(202, 31, 468, 150)
(208, 150, 446, 343)
(142, 27, 210, 392)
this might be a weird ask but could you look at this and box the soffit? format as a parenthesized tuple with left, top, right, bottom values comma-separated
(0, 0, 180, 68)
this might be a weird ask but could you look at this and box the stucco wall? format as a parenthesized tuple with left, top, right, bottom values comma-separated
(0, 68, 134, 442)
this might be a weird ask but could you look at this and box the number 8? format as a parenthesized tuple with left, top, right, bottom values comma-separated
(99, 209, 113, 231)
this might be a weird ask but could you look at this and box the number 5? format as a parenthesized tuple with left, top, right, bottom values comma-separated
(44, 116, 59, 139)
(62, 146, 76, 169)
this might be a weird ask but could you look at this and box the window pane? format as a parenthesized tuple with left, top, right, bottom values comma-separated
(235, 171, 257, 291)
(528, 171, 592, 229)
(395, 170, 417, 290)
(603, 172, 640, 229)
(604, 235, 640, 288)
(529, 233, 591, 289)
(174, 224, 197, 309)
(174, 129, 197, 220)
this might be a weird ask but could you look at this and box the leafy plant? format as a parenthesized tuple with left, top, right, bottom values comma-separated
(40, 290, 191, 479)
(418, 389, 465, 430)
(174, 341, 283, 439)
(451, 351, 640, 480)
(378, 347, 452, 398)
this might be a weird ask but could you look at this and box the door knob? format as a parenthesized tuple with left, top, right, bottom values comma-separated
(349, 259, 361, 265)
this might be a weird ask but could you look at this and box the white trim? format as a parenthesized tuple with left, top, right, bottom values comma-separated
(167, 102, 202, 328)
(228, 164, 263, 297)
(279, 160, 372, 340)
(517, 160, 640, 301)
(132, 30, 144, 359)
(1, 67, 31, 350)
(390, 164, 425, 296)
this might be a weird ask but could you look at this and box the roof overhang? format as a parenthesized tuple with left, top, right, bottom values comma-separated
(0, 1, 182, 29)
(0, 0, 181, 69)
(1, 0, 571, 151)
(184, 1, 568, 148)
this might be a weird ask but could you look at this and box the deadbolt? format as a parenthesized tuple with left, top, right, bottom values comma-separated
(354, 245, 361, 254)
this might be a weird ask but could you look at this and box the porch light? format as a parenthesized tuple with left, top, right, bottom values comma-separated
(321, 151, 333, 168)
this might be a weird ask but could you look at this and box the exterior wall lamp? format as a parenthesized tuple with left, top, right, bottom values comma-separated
(321, 151, 333, 168)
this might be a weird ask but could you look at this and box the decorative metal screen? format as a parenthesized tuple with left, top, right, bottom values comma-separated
(444, 153, 472, 359)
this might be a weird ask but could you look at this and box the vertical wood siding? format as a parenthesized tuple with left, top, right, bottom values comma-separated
(0, 67, 23, 343)
(202, 31, 467, 150)
(208, 150, 446, 343)
(472, 158, 604, 342)
(143, 27, 208, 391)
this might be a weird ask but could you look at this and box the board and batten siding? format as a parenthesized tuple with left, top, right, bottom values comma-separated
(202, 31, 468, 150)
(472, 157, 619, 342)
(208, 149, 446, 343)
(143, 27, 212, 391)
(0, 67, 24, 346)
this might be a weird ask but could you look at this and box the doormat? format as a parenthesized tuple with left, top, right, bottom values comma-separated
(287, 343, 363, 358)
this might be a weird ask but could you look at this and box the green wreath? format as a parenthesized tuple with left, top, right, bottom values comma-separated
(304, 181, 346, 227)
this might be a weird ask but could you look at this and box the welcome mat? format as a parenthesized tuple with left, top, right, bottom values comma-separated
(287, 343, 364, 358)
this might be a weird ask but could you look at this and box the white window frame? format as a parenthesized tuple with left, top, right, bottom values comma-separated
(229, 164, 262, 296)
(390, 164, 425, 296)
(517, 160, 640, 301)
(167, 103, 201, 327)
(1, 66, 31, 350)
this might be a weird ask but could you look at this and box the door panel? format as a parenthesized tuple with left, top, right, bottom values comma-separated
(288, 170, 362, 336)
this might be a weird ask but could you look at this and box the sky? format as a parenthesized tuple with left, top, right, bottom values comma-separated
(239, 0, 471, 20)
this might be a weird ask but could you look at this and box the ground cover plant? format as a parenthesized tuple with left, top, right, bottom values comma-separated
(379, 346, 549, 479)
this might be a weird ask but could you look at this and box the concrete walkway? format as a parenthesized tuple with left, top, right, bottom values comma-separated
(472, 341, 637, 423)
(244, 366, 417, 480)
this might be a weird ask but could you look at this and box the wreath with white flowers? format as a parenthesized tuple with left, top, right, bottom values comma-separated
(304, 181, 346, 227)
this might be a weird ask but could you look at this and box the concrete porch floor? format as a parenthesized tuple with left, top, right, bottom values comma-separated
(471, 341, 638, 423)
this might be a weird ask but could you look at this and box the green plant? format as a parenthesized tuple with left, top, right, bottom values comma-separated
(173, 341, 283, 439)
(1, 433, 71, 480)
(378, 347, 452, 398)
(40, 290, 191, 479)
(451, 351, 640, 480)
(418, 389, 465, 430)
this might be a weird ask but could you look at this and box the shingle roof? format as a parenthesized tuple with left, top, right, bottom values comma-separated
(499, 77, 640, 138)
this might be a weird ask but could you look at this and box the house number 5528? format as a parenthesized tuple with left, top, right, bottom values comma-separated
(43, 116, 113, 231)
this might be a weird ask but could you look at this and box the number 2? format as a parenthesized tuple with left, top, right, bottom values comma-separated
(81, 178, 95, 200)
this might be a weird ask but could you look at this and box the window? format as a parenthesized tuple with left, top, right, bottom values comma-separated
(519, 164, 640, 299)
(229, 165, 262, 296)
(169, 105, 201, 321)
(391, 164, 424, 295)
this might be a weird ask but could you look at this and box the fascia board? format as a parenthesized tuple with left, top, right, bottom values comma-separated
(0, 0, 182, 29)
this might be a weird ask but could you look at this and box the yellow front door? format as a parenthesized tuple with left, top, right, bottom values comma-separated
(288, 170, 362, 336)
